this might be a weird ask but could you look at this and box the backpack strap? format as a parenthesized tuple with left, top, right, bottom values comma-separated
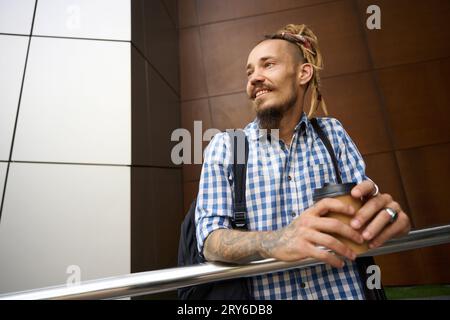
(229, 130, 249, 230)
(310, 118, 342, 184)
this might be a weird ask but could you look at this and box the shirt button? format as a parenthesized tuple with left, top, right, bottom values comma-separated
(287, 175, 292, 181)
(291, 212, 296, 217)
(300, 282, 307, 289)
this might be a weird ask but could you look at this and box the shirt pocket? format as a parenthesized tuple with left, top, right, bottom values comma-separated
(308, 162, 335, 188)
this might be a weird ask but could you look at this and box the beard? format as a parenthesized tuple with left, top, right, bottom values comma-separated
(254, 91, 298, 130)
(256, 107, 283, 130)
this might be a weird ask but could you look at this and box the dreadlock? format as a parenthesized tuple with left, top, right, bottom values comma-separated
(265, 24, 327, 118)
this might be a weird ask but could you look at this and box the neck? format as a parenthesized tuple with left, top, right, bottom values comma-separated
(278, 102, 304, 146)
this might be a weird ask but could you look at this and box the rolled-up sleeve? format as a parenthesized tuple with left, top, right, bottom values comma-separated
(195, 132, 234, 257)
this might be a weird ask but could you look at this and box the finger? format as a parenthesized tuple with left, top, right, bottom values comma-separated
(351, 180, 376, 198)
(304, 229, 356, 261)
(311, 198, 355, 217)
(369, 212, 411, 249)
(307, 217, 364, 245)
(350, 193, 392, 230)
(308, 243, 346, 268)
(360, 207, 393, 241)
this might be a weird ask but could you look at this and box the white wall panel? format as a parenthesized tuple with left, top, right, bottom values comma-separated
(33, 0, 130, 41)
(0, 0, 35, 35)
(0, 35, 29, 161)
(0, 163, 130, 294)
(13, 37, 131, 165)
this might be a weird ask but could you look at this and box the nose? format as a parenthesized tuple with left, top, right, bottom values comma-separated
(248, 70, 265, 86)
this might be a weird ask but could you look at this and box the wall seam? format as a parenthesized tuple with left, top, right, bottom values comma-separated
(131, 42, 180, 98)
(195, 19, 215, 129)
(160, 0, 178, 29)
(0, 0, 39, 224)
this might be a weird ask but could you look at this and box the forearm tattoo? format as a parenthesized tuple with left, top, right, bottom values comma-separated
(205, 229, 264, 263)
(205, 228, 284, 263)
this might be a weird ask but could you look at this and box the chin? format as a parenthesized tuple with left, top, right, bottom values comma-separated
(255, 99, 277, 112)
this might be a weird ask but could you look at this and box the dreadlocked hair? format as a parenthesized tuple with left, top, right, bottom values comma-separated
(265, 24, 327, 118)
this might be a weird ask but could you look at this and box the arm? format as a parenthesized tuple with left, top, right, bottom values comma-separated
(204, 198, 366, 268)
(203, 229, 265, 264)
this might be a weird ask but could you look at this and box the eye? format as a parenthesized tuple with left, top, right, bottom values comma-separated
(265, 62, 275, 68)
(246, 70, 253, 77)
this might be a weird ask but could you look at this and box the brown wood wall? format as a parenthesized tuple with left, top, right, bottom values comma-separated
(178, 0, 450, 286)
(131, 0, 183, 277)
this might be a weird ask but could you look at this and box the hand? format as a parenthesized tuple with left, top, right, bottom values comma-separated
(260, 198, 365, 268)
(350, 180, 411, 249)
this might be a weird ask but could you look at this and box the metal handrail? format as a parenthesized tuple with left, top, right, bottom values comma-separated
(1, 224, 450, 300)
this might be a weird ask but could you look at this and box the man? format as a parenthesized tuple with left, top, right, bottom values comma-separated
(195, 24, 411, 299)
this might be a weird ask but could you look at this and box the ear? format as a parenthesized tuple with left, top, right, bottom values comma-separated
(298, 63, 314, 86)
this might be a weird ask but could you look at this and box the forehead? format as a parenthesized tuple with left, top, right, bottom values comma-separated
(247, 39, 296, 65)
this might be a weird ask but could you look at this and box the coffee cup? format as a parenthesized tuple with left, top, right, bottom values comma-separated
(313, 182, 368, 254)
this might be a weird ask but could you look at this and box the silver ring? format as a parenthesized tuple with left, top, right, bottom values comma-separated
(385, 207, 398, 223)
(371, 183, 379, 197)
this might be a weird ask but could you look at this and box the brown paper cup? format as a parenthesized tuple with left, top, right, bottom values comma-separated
(326, 194, 368, 254)
(313, 182, 369, 255)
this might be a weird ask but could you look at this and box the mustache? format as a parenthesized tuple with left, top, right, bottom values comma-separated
(251, 85, 275, 99)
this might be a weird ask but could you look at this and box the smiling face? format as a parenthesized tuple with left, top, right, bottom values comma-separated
(246, 39, 304, 128)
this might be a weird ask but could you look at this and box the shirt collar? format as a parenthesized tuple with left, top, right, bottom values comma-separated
(246, 112, 309, 141)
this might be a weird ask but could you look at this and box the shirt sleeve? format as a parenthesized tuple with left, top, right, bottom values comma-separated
(195, 132, 234, 258)
(327, 118, 369, 184)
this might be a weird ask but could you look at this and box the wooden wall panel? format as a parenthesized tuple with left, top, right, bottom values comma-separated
(197, 0, 332, 25)
(209, 92, 255, 131)
(322, 72, 391, 155)
(178, 0, 198, 28)
(132, 167, 183, 272)
(180, 27, 209, 100)
(358, 0, 450, 68)
(397, 143, 450, 228)
(181, 99, 212, 182)
(377, 58, 450, 149)
(184, 180, 200, 214)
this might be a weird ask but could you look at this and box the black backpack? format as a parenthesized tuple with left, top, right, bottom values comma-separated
(177, 130, 251, 300)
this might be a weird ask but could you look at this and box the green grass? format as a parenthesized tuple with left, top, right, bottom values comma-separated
(133, 286, 450, 300)
(385, 285, 450, 300)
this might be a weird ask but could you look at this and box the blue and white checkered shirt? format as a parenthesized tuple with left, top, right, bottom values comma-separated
(196, 112, 367, 300)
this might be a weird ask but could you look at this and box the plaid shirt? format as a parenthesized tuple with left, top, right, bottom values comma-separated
(196, 113, 367, 300)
